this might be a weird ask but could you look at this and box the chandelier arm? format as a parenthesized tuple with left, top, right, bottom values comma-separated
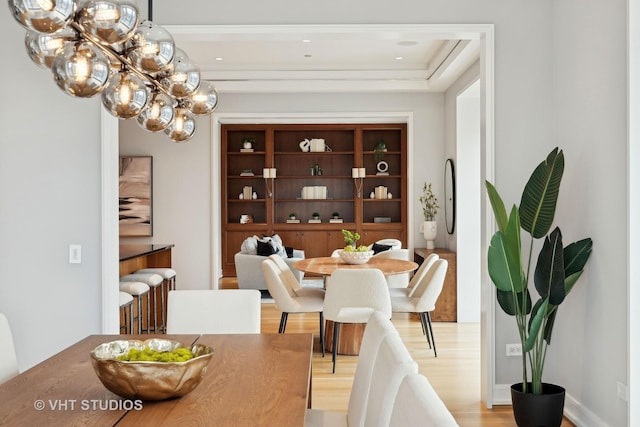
(68, 21, 176, 103)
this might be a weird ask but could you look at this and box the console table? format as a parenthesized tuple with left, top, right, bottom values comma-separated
(414, 248, 457, 322)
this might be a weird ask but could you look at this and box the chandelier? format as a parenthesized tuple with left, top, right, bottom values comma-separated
(8, 0, 218, 142)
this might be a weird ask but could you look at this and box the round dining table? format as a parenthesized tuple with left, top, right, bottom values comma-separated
(293, 256, 418, 355)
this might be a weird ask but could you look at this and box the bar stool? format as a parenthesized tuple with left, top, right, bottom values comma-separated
(119, 281, 150, 334)
(121, 273, 164, 333)
(135, 268, 177, 291)
(119, 291, 134, 334)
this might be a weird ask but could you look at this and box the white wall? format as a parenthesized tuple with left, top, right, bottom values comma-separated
(0, 12, 103, 369)
(551, 0, 628, 425)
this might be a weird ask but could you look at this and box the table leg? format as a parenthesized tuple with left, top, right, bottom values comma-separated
(324, 321, 366, 355)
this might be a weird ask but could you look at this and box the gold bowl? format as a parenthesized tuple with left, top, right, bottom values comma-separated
(90, 338, 214, 401)
(338, 249, 374, 265)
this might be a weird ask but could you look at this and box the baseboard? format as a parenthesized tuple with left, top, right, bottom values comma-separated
(492, 384, 608, 426)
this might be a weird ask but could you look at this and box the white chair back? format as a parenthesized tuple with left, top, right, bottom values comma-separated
(268, 254, 302, 293)
(346, 311, 399, 427)
(390, 373, 459, 427)
(364, 334, 418, 426)
(407, 253, 439, 294)
(0, 313, 18, 384)
(166, 290, 261, 334)
(323, 269, 391, 323)
(262, 259, 301, 311)
(373, 249, 410, 288)
(413, 259, 449, 312)
(374, 238, 402, 250)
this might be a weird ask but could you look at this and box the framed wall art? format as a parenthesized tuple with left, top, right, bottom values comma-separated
(119, 156, 153, 237)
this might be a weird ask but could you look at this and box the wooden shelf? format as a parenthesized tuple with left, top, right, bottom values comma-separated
(221, 123, 407, 276)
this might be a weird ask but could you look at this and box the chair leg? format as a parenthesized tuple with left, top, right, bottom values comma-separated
(278, 313, 288, 333)
(426, 312, 437, 357)
(332, 322, 339, 373)
(319, 312, 325, 358)
(420, 312, 432, 349)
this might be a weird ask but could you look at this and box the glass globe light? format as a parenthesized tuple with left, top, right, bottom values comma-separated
(127, 21, 175, 75)
(76, 0, 139, 45)
(160, 50, 200, 98)
(184, 81, 218, 116)
(51, 41, 110, 97)
(137, 93, 175, 132)
(101, 71, 149, 119)
(165, 108, 196, 142)
(9, 0, 77, 34)
(25, 27, 78, 69)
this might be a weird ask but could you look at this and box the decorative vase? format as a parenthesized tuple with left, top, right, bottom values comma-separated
(422, 220, 437, 249)
(510, 383, 565, 427)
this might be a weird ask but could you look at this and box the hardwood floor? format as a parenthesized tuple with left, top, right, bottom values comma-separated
(220, 277, 575, 426)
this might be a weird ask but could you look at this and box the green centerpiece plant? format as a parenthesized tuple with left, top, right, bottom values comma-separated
(341, 229, 369, 252)
(485, 147, 593, 418)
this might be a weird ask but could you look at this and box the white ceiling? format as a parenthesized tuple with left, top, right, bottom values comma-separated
(166, 25, 481, 93)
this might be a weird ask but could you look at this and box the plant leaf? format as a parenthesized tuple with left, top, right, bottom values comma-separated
(497, 289, 532, 316)
(534, 227, 566, 305)
(486, 181, 508, 233)
(564, 238, 593, 277)
(488, 207, 524, 294)
(525, 298, 549, 352)
(520, 147, 564, 239)
(543, 306, 558, 345)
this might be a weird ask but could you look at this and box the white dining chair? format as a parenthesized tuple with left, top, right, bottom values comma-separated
(391, 259, 448, 356)
(363, 333, 419, 426)
(390, 373, 459, 426)
(305, 310, 399, 427)
(389, 253, 439, 298)
(372, 248, 411, 288)
(0, 313, 18, 384)
(323, 268, 391, 373)
(166, 289, 261, 334)
(262, 257, 326, 355)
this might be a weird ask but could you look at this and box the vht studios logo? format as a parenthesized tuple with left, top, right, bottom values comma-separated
(34, 399, 143, 411)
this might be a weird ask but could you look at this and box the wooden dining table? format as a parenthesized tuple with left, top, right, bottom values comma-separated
(294, 256, 418, 355)
(0, 333, 313, 426)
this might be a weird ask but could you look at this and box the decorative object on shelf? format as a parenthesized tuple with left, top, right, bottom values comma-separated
(240, 169, 254, 176)
(374, 186, 388, 199)
(444, 158, 456, 234)
(308, 212, 321, 223)
(329, 212, 343, 223)
(351, 167, 365, 198)
(373, 217, 391, 223)
(289, 213, 297, 220)
(301, 186, 327, 199)
(369, 191, 375, 199)
(376, 160, 389, 175)
(241, 138, 255, 151)
(309, 162, 322, 176)
(242, 186, 253, 200)
(387, 192, 393, 199)
(374, 140, 387, 163)
(287, 212, 300, 223)
(251, 192, 257, 200)
(239, 214, 253, 224)
(312, 212, 320, 219)
(8, 0, 218, 142)
(419, 182, 439, 249)
(263, 168, 276, 198)
(486, 147, 592, 426)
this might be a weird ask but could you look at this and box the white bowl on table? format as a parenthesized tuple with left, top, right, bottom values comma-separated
(338, 249, 374, 265)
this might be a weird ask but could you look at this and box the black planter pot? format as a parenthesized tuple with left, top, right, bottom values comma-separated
(510, 382, 566, 427)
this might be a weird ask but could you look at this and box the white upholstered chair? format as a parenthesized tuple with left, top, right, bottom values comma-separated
(262, 257, 326, 355)
(391, 259, 448, 356)
(363, 333, 419, 426)
(323, 268, 391, 373)
(389, 253, 439, 298)
(166, 289, 261, 334)
(305, 311, 399, 427)
(390, 373, 459, 426)
(0, 313, 18, 384)
(372, 248, 411, 288)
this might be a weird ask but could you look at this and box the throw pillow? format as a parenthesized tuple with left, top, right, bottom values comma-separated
(372, 243, 392, 254)
(256, 240, 277, 256)
(240, 235, 259, 255)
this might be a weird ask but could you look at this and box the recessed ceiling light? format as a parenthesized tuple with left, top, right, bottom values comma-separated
(395, 56, 404, 60)
(302, 39, 311, 43)
(215, 57, 223, 61)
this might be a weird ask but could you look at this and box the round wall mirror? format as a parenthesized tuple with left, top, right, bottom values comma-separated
(444, 158, 456, 234)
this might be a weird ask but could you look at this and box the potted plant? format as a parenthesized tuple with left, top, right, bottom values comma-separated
(485, 147, 593, 427)
(241, 138, 255, 150)
(289, 212, 297, 220)
(373, 140, 387, 164)
(312, 212, 320, 220)
(419, 182, 439, 249)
